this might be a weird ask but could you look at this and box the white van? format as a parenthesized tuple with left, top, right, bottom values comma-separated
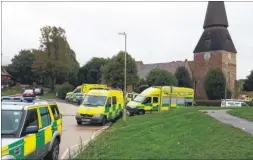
(221, 99, 249, 107)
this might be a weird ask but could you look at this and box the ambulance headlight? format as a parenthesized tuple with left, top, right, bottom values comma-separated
(93, 114, 101, 118)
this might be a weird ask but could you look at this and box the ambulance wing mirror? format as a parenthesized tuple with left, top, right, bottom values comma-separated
(24, 125, 38, 135)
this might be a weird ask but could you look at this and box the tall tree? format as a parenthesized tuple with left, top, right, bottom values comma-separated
(175, 66, 192, 88)
(33, 26, 78, 90)
(146, 68, 178, 86)
(243, 70, 253, 91)
(84, 57, 110, 84)
(6, 50, 36, 84)
(101, 51, 138, 89)
(204, 68, 227, 100)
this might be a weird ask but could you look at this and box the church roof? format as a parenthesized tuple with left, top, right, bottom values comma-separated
(194, 1, 237, 53)
(1, 66, 11, 76)
(203, 1, 228, 29)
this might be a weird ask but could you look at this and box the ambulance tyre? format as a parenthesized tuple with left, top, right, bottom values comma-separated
(45, 139, 59, 160)
(138, 109, 145, 115)
(101, 116, 107, 126)
(77, 121, 82, 125)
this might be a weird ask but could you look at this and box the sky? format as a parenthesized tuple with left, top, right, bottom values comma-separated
(2, 1, 253, 79)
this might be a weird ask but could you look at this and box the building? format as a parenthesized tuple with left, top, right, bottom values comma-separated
(1, 66, 11, 81)
(136, 1, 238, 100)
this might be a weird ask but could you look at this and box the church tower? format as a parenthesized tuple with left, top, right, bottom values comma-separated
(193, 1, 237, 99)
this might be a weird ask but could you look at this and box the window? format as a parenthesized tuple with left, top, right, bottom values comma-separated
(39, 107, 51, 128)
(24, 109, 38, 128)
(83, 95, 107, 106)
(204, 38, 211, 48)
(106, 97, 112, 107)
(142, 97, 151, 104)
(2, 110, 22, 134)
(153, 97, 159, 103)
(162, 96, 170, 104)
(127, 94, 132, 98)
(74, 88, 81, 93)
(112, 96, 117, 105)
(50, 105, 60, 120)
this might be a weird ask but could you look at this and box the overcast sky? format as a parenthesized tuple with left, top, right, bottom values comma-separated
(2, 2, 253, 79)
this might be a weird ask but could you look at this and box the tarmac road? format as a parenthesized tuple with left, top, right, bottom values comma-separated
(56, 101, 105, 159)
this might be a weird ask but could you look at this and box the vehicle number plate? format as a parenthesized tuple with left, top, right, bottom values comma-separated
(82, 118, 90, 122)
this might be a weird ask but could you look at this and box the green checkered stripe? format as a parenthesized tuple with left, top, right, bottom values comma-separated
(105, 103, 123, 120)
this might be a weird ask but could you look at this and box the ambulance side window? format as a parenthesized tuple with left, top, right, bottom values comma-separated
(106, 97, 112, 107)
(39, 107, 51, 128)
(50, 105, 60, 120)
(153, 97, 159, 103)
(24, 109, 38, 128)
(143, 97, 151, 104)
(112, 96, 117, 105)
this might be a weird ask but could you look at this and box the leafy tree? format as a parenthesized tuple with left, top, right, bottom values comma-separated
(204, 68, 226, 100)
(134, 78, 149, 93)
(33, 26, 78, 90)
(77, 66, 87, 85)
(5, 50, 36, 84)
(101, 51, 138, 89)
(175, 66, 192, 88)
(243, 70, 253, 91)
(146, 68, 177, 86)
(83, 57, 110, 84)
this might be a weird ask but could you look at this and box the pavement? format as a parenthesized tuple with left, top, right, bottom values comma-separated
(200, 109, 253, 136)
(56, 101, 107, 159)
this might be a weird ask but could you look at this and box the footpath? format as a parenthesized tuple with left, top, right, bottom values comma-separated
(200, 109, 253, 136)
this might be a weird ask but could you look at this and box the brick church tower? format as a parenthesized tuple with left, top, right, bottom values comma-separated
(193, 1, 237, 99)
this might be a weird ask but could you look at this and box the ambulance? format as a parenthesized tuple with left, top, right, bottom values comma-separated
(65, 84, 107, 103)
(126, 92, 139, 103)
(126, 86, 194, 115)
(76, 88, 124, 125)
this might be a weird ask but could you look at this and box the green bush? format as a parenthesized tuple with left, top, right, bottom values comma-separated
(245, 101, 253, 106)
(57, 82, 74, 99)
(195, 100, 221, 107)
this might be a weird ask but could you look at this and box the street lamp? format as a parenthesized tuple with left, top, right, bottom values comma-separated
(118, 32, 127, 121)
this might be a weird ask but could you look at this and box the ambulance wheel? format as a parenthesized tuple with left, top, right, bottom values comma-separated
(101, 117, 107, 126)
(45, 139, 59, 160)
(138, 109, 145, 115)
(77, 121, 82, 125)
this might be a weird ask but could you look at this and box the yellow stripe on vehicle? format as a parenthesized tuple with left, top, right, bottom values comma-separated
(1, 145, 9, 156)
(44, 126, 52, 144)
(57, 119, 62, 135)
(24, 134, 36, 156)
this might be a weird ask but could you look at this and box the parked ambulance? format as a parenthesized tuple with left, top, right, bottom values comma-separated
(76, 87, 124, 125)
(126, 86, 194, 115)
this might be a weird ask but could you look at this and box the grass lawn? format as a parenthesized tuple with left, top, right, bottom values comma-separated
(76, 107, 253, 159)
(39, 91, 60, 100)
(227, 107, 253, 122)
(1, 87, 22, 96)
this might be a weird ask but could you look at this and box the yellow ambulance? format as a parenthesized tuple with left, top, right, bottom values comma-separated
(75, 88, 124, 125)
(66, 84, 107, 102)
(126, 86, 194, 115)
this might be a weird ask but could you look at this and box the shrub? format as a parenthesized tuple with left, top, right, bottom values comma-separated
(245, 101, 253, 106)
(57, 82, 74, 99)
(195, 100, 221, 107)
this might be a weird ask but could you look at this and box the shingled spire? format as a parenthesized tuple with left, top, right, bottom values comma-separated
(193, 1, 237, 53)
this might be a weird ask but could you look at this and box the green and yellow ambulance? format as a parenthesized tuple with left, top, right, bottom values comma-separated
(76, 88, 124, 125)
(126, 86, 194, 115)
(66, 84, 107, 103)
(1, 100, 62, 160)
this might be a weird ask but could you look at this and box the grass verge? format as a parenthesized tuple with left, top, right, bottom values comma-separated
(76, 107, 253, 159)
(39, 91, 60, 100)
(227, 107, 253, 122)
(1, 87, 21, 96)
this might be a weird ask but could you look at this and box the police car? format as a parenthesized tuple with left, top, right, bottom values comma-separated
(1, 98, 62, 160)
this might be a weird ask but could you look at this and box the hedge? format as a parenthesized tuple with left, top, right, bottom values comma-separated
(195, 99, 221, 107)
(57, 82, 74, 99)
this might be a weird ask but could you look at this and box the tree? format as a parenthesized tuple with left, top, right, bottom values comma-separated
(175, 66, 192, 88)
(6, 50, 37, 84)
(146, 68, 177, 86)
(134, 78, 149, 93)
(83, 57, 110, 84)
(204, 68, 227, 100)
(101, 51, 138, 89)
(243, 70, 253, 91)
(33, 26, 78, 90)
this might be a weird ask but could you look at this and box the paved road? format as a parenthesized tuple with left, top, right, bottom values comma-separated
(201, 109, 253, 136)
(56, 101, 104, 159)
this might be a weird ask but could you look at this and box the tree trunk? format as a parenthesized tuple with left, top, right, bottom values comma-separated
(50, 75, 56, 91)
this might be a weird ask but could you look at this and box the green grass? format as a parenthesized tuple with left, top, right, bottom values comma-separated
(227, 108, 253, 122)
(76, 107, 253, 159)
(1, 88, 22, 96)
(39, 91, 60, 100)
